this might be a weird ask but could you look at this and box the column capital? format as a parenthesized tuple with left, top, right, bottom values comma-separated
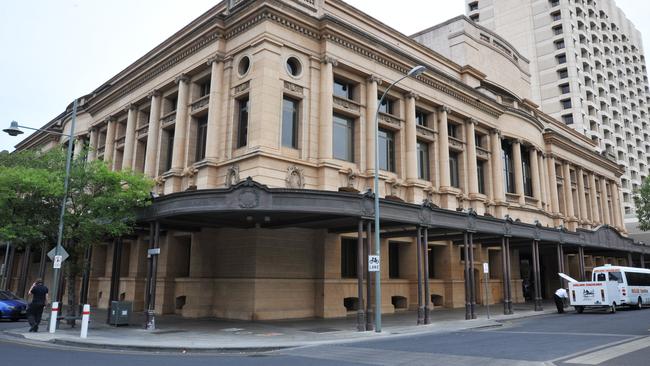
(175, 73, 190, 84)
(321, 56, 338, 66)
(440, 105, 451, 114)
(206, 54, 225, 66)
(124, 103, 138, 113)
(490, 127, 501, 136)
(513, 138, 522, 145)
(367, 74, 382, 85)
(105, 116, 116, 124)
(467, 118, 478, 125)
(148, 89, 162, 99)
(405, 91, 419, 100)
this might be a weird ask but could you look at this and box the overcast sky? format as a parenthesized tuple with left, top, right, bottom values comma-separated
(1, 0, 648, 152)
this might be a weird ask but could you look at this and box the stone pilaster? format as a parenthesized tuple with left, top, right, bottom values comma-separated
(144, 90, 162, 178)
(366, 75, 381, 171)
(438, 106, 450, 188)
(404, 92, 418, 181)
(547, 156, 561, 222)
(88, 127, 98, 161)
(171, 74, 190, 171)
(588, 173, 600, 224)
(122, 104, 138, 170)
(319, 57, 336, 161)
(466, 119, 479, 197)
(576, 168, 588, 225)
(205, 56, 224, 162)
(538, 152, 547, 210)
(530, 149, 542, 209)
(562, 162, 576, 227)
(599, 177, 611, 225)
(610, 181, 623, 230)
(104, 118, 117, 168)
(490, 128, 506, 217)
(512, 139, 524, 205)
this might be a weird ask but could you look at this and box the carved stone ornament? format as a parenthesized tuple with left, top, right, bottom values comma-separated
(321, 56, 338, 66)
(440, 105, 451, 114)
(175, 73, 190, 84)
(206, 54, 224, 66)
(285, 165, 305, 189)
(225, 164, 240, 188)
(148, 89, 161, 99)
(153, 175, 166, 186)
(405, 91, 419, 100)
(238, 188, 259, 209)
(346, 168, 357, 189)
(388, 179, 401, 196)
(182, 166, 198, 178)
(367, 74, 382, 86)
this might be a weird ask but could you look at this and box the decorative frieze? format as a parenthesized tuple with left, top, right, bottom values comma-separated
(378, 113, 401, 128)
(284, 80, 304, 94)
(190, 95, 210, 112)
(136, 125, 149, 138)
(161, 112, 176, 125)
(476, 146, 490, 159)
(233, 81, 250, 95)
(416, 125, 435, 139)
(333, 96, 360, 113)
(449, 136, 465, 150)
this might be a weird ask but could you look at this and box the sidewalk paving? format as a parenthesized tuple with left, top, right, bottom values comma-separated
(4, 301, 558, 352)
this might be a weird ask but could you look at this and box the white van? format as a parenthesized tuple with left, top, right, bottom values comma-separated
(560, 265, 650, 313)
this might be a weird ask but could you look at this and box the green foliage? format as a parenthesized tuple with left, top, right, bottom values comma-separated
(635, 178, 650, 231)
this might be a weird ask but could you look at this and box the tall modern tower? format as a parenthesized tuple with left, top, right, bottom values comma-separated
(466, 0, 650, 230)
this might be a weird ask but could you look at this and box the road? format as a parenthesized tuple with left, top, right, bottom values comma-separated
(1, 308, 649, 365)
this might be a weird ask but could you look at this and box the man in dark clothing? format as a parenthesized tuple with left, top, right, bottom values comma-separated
(27, 279, 49, 332)
(554, 287, 568, 313)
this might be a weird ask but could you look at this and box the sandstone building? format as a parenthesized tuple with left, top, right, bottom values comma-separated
(1, 0, 647, 326)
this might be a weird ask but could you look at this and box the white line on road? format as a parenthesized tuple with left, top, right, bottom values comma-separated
(485, 330, 636, 338)
(564, 336, 650, 365)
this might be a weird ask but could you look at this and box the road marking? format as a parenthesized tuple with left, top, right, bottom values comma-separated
(287, 345, 548, 366)
(564, 336, 650, 365)
(487, 330, 635, 338)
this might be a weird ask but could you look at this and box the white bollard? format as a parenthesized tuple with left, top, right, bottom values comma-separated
(49, 301, 59, 334)
(80, 304, 90, 338)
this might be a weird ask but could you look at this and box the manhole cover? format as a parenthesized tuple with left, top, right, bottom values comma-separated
(300, 327, 340, 333)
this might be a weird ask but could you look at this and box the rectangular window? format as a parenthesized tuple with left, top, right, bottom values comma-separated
(199, 80, 211, 98)
(559, 83, 570, 94)
(551, 11, 561, 21)
(334, 78, 354, 100)
(502, 141, 515, 193)
(557, 53, 567, 64)
(558, 69, 569, 79)
(427, 246, 435, 279)
(553, 26, 563, 35)
(389, 242, 400, 279)
(522, 148, 533, 196)
(561, 99, 572, 109)
(236, 96, 250, 148)
(333, 114, 354, 162)
(562, 114, 574, 124)
(468, 1, 478, 11)
(340, 238, 357, 278)
(282, 97, 299, 148)
(378, 97, 395, 115)
(477, 160, 486, 194)
(447, 124, 459, 138)
(195, 116, 208, 162)
(550, 0, 559, 7)
(378, 129, 395, 172)
(449, 151, 460, 188)
(415, 109, 428, 127)
(164, 129, 175, 172)
(555, 40, 565, 50)
(417, 141, 430, 180)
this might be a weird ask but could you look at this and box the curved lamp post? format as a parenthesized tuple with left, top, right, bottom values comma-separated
(3, 99, 78, 309)
(373, 65, 426, 332)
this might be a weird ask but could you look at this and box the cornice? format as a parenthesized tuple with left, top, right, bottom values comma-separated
(543, 131, 623, 177)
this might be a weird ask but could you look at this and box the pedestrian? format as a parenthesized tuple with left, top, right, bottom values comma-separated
(27, 279, 49, 332)
(554, 287, 568, 313)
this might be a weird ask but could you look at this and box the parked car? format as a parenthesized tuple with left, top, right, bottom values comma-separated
(0, 290, 28, 321)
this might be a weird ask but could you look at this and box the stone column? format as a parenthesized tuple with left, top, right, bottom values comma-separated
(512, 140, 525, 204)
(366, 75, 380, 171)
(73, 136, 84, 159)
(319, 57, 336, 161)
(490, 129, 506, 216)
(405, 92, 418, 181)
(589, 173, 600, 224)
(88, 128, 98, 161)
(438, 106, 450, 188)
(144, 90, 162, 178)
(600, 178, 611, 225)
(104, 118, 117, 167)
(547, 156, 560, 215)
(466, 119, 479, 197)
(562, 162, 575, 220)
(530, 149, 542, 209)
(205, 56, 224, 162)
(576, 168, 588, 224)
(122, 104, 138, 170)
(538, 153, 547, 210)
(610, 182, 622, 230)
(171, 74, 190, 171)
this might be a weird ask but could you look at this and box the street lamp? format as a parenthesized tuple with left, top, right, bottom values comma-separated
(3, 99, 78, 307)
(373, 65, 426, 332)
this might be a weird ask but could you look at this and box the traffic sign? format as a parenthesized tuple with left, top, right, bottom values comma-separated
(47, 246, 70, 262)
(483, 262, 489, 274)
(53, 255, 63, 269)
(368, 255, 380, 272)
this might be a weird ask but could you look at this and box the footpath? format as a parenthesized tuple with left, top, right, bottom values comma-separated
(3, 301, 557, 353)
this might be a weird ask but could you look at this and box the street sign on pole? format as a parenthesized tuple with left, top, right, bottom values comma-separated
(53, 255, 63, 269)
(368, 255, 380, 272)
(47, 247, 69, 263)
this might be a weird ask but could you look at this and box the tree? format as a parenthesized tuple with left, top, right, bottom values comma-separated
(635, 178, 650, 231)
(0, 148, 153, 321)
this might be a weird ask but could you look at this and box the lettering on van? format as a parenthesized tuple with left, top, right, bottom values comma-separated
(631, 288, 649, 294)
(583, 289, 595, 298)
